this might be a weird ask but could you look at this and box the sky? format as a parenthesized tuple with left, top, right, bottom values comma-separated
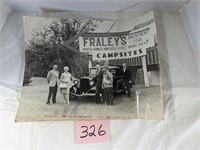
(23, 11, 155, 43)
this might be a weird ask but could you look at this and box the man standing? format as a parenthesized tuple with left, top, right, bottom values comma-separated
(93, 63, 104, 104)
(102, 66, 114, 105)
(46, 64, 59, 104)
(116, 63, 132, 98)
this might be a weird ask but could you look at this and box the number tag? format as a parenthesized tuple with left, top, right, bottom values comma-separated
(75, 120, 111, 144)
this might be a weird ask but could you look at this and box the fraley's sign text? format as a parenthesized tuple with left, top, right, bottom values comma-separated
(79, 21, 156, 60)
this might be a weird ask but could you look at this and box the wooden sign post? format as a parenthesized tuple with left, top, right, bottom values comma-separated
(88, 52, 92, 73)
(141, 55, 149, 87)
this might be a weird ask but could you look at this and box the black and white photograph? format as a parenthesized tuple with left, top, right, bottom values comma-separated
(16, 11, 163, 121)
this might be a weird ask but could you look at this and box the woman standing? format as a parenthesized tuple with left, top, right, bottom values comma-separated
(60, 66, 75, 104)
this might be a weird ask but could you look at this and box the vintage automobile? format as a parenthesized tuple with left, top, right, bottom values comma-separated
(70, 66, 128, 98)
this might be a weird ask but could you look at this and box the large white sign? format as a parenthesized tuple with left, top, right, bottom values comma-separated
(79, 12, 156, 60)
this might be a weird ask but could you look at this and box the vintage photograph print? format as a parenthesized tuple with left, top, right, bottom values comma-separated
(16, 11, 163, 121)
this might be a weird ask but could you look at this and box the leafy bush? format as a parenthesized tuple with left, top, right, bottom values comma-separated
(23, 64, 33, 85)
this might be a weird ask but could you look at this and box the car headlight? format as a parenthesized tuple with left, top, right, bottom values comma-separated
(74, 80, 78, 84)
(89, 80, 95, 86)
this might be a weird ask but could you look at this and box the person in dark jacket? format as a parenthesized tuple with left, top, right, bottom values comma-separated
(116, 63, 132, 98)
(93, 63, 104, 104)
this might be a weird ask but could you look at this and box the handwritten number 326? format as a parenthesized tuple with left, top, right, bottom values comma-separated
(80, 124, 106, 138)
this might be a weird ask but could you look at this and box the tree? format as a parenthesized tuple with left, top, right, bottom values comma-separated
(23, 18, 98, 85)
(23, 64, 33, 85)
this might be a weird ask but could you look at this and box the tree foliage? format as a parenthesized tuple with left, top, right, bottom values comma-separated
(24, 18, 97, 85)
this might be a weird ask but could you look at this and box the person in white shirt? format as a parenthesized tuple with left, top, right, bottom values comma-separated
(102, 66, 114, 105)
(60, 66, 75, 104)
(116, 63, 132, 98)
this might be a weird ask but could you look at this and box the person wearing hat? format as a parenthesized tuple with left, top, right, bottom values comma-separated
(102, 66, 114, 105)
(93, 63, 104, 104)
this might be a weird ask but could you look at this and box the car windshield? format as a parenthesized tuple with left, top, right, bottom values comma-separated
(90, 67, 119, 76)
(110, 69, 116, 75)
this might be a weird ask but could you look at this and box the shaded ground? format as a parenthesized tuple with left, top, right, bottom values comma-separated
(16, 77, 163, 121)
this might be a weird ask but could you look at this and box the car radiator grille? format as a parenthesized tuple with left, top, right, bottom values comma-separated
(80, 79, 91, 93)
